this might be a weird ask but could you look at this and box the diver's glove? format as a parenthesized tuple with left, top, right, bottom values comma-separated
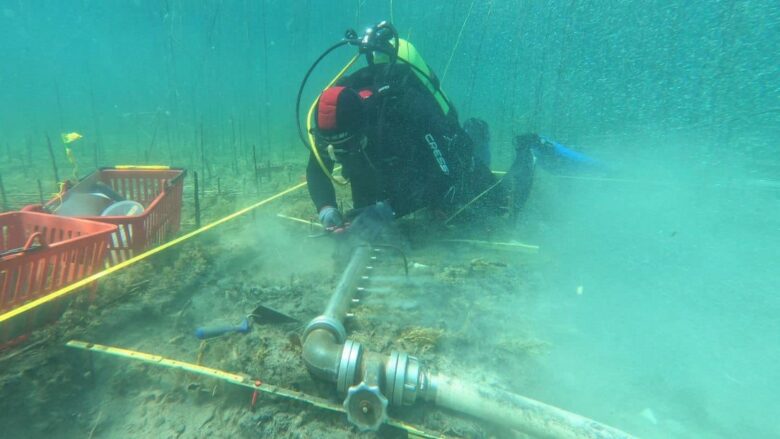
(349, 201, 395, 242)
(318, 206, 345, 231)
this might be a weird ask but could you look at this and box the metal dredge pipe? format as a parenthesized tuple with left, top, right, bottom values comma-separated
(301, 329, 342, 381)
(302, 246, 372, 382)
(429, 374, 635, 439)
(323, 246, 372, 321)
(301, 246, 635, 437)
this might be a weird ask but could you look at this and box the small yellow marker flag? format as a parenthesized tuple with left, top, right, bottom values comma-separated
(61, 132, 83, 144)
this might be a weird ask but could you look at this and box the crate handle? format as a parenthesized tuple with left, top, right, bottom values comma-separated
(0, 232, 47, 259)
(162, 168, 187, 192)
(23, 232, 48, 251)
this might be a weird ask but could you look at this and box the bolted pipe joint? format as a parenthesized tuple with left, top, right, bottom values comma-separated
(384, 351, 435, 406)
(304, 315, 347, 343)
(301, 329, 342, 382)
(336, 340, 363, 394)
(302, 316, 349, 382)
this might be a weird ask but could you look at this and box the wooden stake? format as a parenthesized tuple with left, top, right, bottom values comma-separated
(251, 143, 259, 185)
(260, 0, 271, 155)
(165, 119, 174, 164)
(199, 122, 210, 185)
(194, 171, 201, 228)
(88, 81, 102, 165)
(147, 113, 161, 163)
(230, 116, 238, 173)
(24, 136, 33, 176)
(45, 133, 60, 186)
(0, 174, 8, 211)
(37, 179, 45, 205)
(54, 81, 64, 131)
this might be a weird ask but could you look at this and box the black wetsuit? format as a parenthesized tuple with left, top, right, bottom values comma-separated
(306, 63, 502, 219)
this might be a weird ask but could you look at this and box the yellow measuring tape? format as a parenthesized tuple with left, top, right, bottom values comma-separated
(66, 340, 448, 438)
(0, 180, 308, 324)
(67, 340, 247, 382)
(113, 165, 172, 170)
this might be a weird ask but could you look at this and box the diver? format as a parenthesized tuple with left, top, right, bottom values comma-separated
(302, 22, 596, 240)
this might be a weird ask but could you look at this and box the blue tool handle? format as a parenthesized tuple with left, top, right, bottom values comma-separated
(194, 318, 250, 339)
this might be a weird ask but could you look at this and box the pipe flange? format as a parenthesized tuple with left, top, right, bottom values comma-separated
(385, 351, 423, 406)
(336, 340, 363, 394)
(402, 355, 421, 405)
(303, 315, 347, 343)
(343, 382, 388, 432)
(392, 351, 408, 406)
(384, 351, 402, 405)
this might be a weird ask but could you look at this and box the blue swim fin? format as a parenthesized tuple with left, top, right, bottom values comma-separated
(533, 135, 603, 174)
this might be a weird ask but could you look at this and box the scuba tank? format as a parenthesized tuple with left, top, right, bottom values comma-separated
(368, 36, 453, 118)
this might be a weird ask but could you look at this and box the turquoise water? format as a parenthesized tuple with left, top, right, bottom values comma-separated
(1, 1, 779, 438)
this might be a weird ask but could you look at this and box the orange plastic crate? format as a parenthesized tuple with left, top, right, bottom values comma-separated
(0, 211, 116, 347)
(29, 167, 186, 264)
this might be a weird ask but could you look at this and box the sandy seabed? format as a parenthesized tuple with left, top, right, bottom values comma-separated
(0, 168, 548, 439)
